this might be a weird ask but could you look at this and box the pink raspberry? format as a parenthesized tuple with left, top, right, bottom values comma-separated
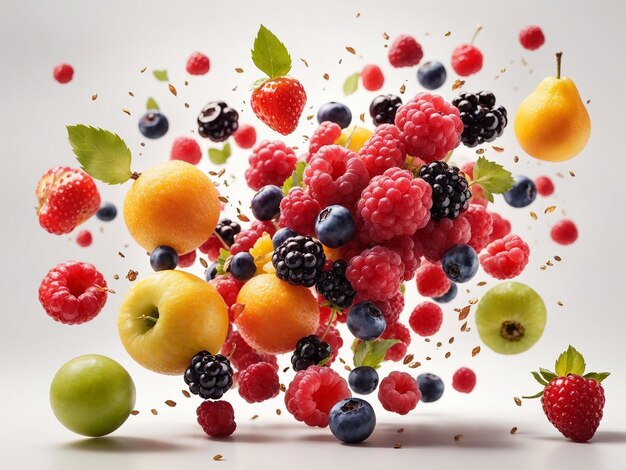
(236, 352, 278, 373)
(220, 330, 254, 366)
(535, 175, 555, 196)
(409, 302, 443, 336)
(415, 262, 451, 298)
(361, 64, 385, 90)
(463, 204, 493, 252)
(278, 187, 320, 235)
(394, 93, 463, 163)
(358, 124, 406, 177)
(198, 234, 222, 261)
(305, 145, 370, 210)
(186, 52, 210, 75)
(170, 137, 202, 165)
(316, 324, 343, 365)
(251, 220, 276, 237)
(381, 322, 411, 361)
(480, 234, 530, 280)
(519, 26, 545, 51)
(238, 362, 280, 403)
(53, 63, 74, 84)
(346, 246, 403, 301)
(383, 235, 421, 281)
(357, 167, 432, 242)
(452, 367, 476, 393)
(284, 365, 351, 428)
(196, 400, 236, 437)
(76, 230, 92, 247)
(233, 124, 257, 149)
(230, 228, 263, 256)
(413, 215, 471, 263)
(488, 212, 511, 243)
(551, 219, 578, 245)
(307, 122, 342, 162)
(177, 250, 197, 268)
(245, 140, 297, 191)
(378, 371, 421, 414)
(211, 275, 244, 317)
(388, 35, 424, 68)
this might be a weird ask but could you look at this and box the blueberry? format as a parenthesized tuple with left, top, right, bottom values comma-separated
(432, 282, 457, 303)
(417, 61, 447, 90)
(417, 373, 444, 402)
(251, 185, 284, 221)
(205, 262, 218, 281)
(348, 366, 379, 395)
(228, 252, 256, 281)
(329, 398, 376, 444)
(138, 111, 169, 139)
(150, 246, 178, 271)
(272, 227, 298, 250)
(442, 244, 479, 283)
(315, 205, 355, 248)
(346, 302, 386, 341)
(504, 175, 537, 208)
(96, 202, 117, 222)
(317, 102, 352, 129)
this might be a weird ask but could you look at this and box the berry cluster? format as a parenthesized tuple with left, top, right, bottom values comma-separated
(452, 91, 508, 147)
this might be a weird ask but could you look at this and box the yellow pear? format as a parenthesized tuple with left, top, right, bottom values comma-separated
(514, 52, 590, 162)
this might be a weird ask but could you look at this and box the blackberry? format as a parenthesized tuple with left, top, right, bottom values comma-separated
(369, 94, 402, 126)
(315, 260, 356, 309)
(272, 235, 325, 287)
(419, 161, 472, 220)
(197, 101, 239, 142)
(291, 335, 332, 371)
(184, 351, 233, 400)
(215, 218, 241, 247)
(452, 91, 508, 148)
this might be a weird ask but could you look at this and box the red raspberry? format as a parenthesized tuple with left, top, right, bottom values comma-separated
(461, 163, 489, 207)
(379, 291, 405, 326)
(305, 145, 369, 210)
(186, 52, 210, 75)
(488, 212, 511, 243)
(318, 304, 337, 326)
(451, 44, 483, 76)
(53, 63, 74, 84)
(346, 246, 403, 301)
(233, 124, 257, 149)
(409, 302, 443, 336)
(378, 371, 421, 414)
(316, 324, 343, 365)
(230, 229, 262, 256)
(177, 250, 196, 268)
(76, 230, 92, 247)
(357, 167, 432, 242)
(415, 262, 451, 298)
(551, 219, 578, 245)
(245, 140, 298, 191)
(388, 35, 424, 68)
(394, 93, 463, 163)
(252, 220, 277, 237)
(170, 137, 202, 165)
(463, 204, 493, 252)
(39, 261, 107, 325)
(238, 362, 280, 403)
(211, 275, 244, 316)
(307, 122, 342, 162)
(236, 352, 278, 373)
(358, 124, 406, 177)
(196, 400, 236, 437)
(383, 235, 421, 281)
(221, 330, 255, 367)
(381, 322, 411, 361)
(198, 234, 222, 260)
(452, 367, 476, 393)
(284, 365, 351, 428)
(278, 187, 320, 236)
(413, 215, 471, 263)
(519, 26, 545, 51)
(480, 234, 530, 280)
(535, 175, 555, 196)
(361, 64, 385, 91)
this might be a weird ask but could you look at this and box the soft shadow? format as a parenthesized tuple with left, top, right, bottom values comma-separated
(536, 431, 626, 444)
(63, 436, 192, 453)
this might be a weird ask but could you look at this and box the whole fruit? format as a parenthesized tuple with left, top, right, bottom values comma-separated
(346, 302, 386, 341)
(251, 185, 284, 221)
(417, 373, 444, 402)
(348, 366, 379, 395)
(138, 111, 169, 139)
(504, 175, 537, 208)
(417, 61, 447, 90)
(251, 76, 307, 135)
(150, 246, 178, 271)
(432, 282, 457, 303)
(442, 244, 479, 283)
(272, 227, 298, 250)
(50, 355, 135, 437)
(317, 102, 352, 129)
(96, 202, 117, 222)
(228, 252, 256, 281)
(315, 205, 355, 248)
(329, 398, 376, 444)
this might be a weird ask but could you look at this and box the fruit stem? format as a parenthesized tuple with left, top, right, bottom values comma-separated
(470, 25, 483, 45)
(320, 307, 338, 341)
(213, 231, 230, 250)
(555, 51, 563, 79)
(130, 171, 141, 180)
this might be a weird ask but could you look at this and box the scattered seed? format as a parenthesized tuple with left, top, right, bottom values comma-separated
(468, 298, 478, 305)
(521, 58, 528, 66)
(122, 108, 131, 115)
(501, 67, 506, 73)
(126, 270, 138, 282)
(276, 409, 281, 415)
(557, 301, 564, 306)
(251, 414, 259, 420)
(184, 80, 189, 86)
(476, 281, 487, 287)
(344, 365, 352, 371)
(554, 255, 562, 262)
(184, 103, 190, 108)
(151, 409, 158, 415)
(458, 306, 471, 321)
(452, 79, 465, 90)
(403, 354, 414, 364)
(306, 115, 314, 121)
(382, 32, 390, 40)
(393, 443, 402, 449)
(514, 155, 519, 163)
(323, 73, 329, 81)
(445, 352, 452, 359)
(460, 322, 468, 332)
(131, 410, 139, 415)
(199, 258, 208, 269)
(454, 434, 463, 441)
(544, 205, 556, 214)
(140, 66, 147, 73)
(300, 58, 309, 68)
(424, 338, 431, 342)
(492, 146, 504, 152)
(91, 93, 98, 101)
(338, 59, 342, 64)
(113, 274, 120, 280)
(168, 84, 177, 96)
(213, 454, 223, 461)
(569, 171, 576, 177)
(235, 67, 244, 73)
(182, 390, 191, 398)
(476, 148, 485, 155)
(397, 427, 404, 433)
(360, 113, 365, 123)
(409, 362, 421, 368)
(436, 341, 442, 347)
(346, 46, 356, 55)
(546, 260, 553, 267)
(514, 397, 522, 406)
(586, 99, 591, 104)
(399, 84, 406, 94)
(279, 383, 286, 393)
(530, 211, 537, 220)
(128, 91, 135, 97)
(445, 31, 451, 37)
(237, 214, 250, 222)
(218, 196, 229, 203)
(511, 427, 518, 434)
(355, 12, 360, 18)
(449, 337, 455, 344)
(165, 400, 176, 407)
(540, 265, 547, 271)
(339, 358, 346, 364)
(425, 356, 432, 361)
(472, 346, 481, 357)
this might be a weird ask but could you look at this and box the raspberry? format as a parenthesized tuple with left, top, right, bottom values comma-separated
(315, 324, 343, 365)
(53, 63, 74, 84)
(178, 250, 197, 268)
(480, 234, 530, 280)
(305, 145, 369, 210)
(230, 229, 261, 256)
(388, 35, 424, 68)
(236, 352, 278, 373)
(315, 260, 356, 309)
(39, 261, 107, 325)
(358, 124, 406, 177)
(361, 64, 385, 91)
(284, 365, 351, 428)
(415, 262, 451, 298)
(357, 168, 432, 242)
(197, 400, 236, 437)
(461, 162, 488, 207)
(535, 176, 555, 196)
(378, 371, 421, 414)
(170, 137, 202, 164)
(394, 93, 463, 163)
(488, 212, 511, 243)
(76, 230, 92, 247)
(233, 124, 257, 149)
(380, 322, 411, 361)
(451, 44, 483, 77)
(519, 26, 545, 51)
(463, 204, 493, 252)
(409, 302, 443, 336)
(184, 351, 233, 399)
(211, 275, 244, 320)
(220, 330, 255, 369)
(198, 235, 222, 261)
(307, 122, 342, 162)
(238, 362, 280, 403)
(252, 220, 277, 237)
(319, 304, 337, 326)
(551, 219, 578, 245)
(245, 140, 297, 191)
(383, 235, 421, 281)
(272, 235, 326, 287)
(419, 161, 472, 220)
(186, 52, 210, 75)
(414, 215, 471, 263)
(346, 246, 403, 301)
(378, 291, 405, 326)
(452, 367, 476, 393)
(278, 187, 320, 236)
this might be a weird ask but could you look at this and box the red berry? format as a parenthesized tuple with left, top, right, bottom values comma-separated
(251, 76, 307, 135)
(236, 352, 278, 373)
(463, 204, 493, 252)
(452, 367, 476, 393)
(383, 235, 421, 281)
(53, 63, 74, 84)
(451, 44, 483, 76)
(316, 324, 343, 365)
(380, 322, 411, 361)
(551, 219, 578, 245)
(361, 64, 385, 91)
(358, 124, 406, 178)
(196, 400, 236, 437)
(76, 230, 92, 247)
(238, 362, 280, 403)
(186, 52, 210, 75)
(39, 261, 107, 325)
(415, 262, 451, 298)
(230, 227, 263, 256)
(278, 187, 320, 236)
(198, 234, 222, 261)
(177, 250, 197, 268)
(211, 275, 244, 321)
(233, 124, 257, 149)
(480, 234, 530, 280)
(388, 35, 424, 68)
(347, 246, 403, 302)
(170, 137, 202, 165)
(245, 140, 298, 191)
(413, 215, 471, 263)
(535, 176, 555, 196)
(488, 212, 511, 243)
(409, 302, 443, 337)
(378, 371, 421, 414)
(307, 122, 342, 162)
(519, 26, 545, 51)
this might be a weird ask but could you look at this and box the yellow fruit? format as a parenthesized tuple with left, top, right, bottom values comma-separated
(514, 52, 591, 162)
(249, 233, 274, 273)
(235, 274, 319, 354)
(118, 270, 228, 375)
(334, 126, 373, 152)
(123, 160, 220, 254)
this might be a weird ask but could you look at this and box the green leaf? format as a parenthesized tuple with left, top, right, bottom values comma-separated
(482, 189, 495, 203)
(208, 143, 232, 165)
(353, 341, 368, 368)
(531, 371, 548, 387)
(146, 97, 159, 111)
(539, 368, 557, 383)
(282, 161, 307, 195)
(343, 72, 360, 95)
(400, 283, 406, 295)
(251, 25, 291, 79)
(555, 345, 586, 377)
(216, 248, 230, 275)
(354, 339, 400, 369)
(472, 156, 515, 195)
(67, 125, 133, 184)
(522, 391, 543, 399)
(153, 69, 169, 81)
(583, 372, 610, 383)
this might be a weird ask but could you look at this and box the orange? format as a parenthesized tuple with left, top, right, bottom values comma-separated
(235, 274, 319, 354)
(123, 160, 220, 254)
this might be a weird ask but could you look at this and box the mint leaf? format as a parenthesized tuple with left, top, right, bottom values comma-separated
(216, 248, 230, 275)
(343, 72, 360, 95)
(251, 25, 291, 79)
(583, 372, 610, 383)
(353, 341, 368, 368)
(146, 97, 159, 110)
(282, 161, 306, 195)
(67, 125, 133, 184)
(354, 339, 400, 369)
(555, 345, 586, 376)
(208, 143, 232, 165)
(539, 368, 557, 383)
(531, 371, 548, 386)
(472, 156, 514, 195)
(153, 69, 169, 81)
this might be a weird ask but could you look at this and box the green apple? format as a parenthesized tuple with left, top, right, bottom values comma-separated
(50, 354, 136, 437)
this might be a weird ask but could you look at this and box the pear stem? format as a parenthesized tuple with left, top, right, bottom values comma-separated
(470, 25, 483, 45)
(556, 51, 563, 79)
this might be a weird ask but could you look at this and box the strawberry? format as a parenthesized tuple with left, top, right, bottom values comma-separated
(36, 166, 100, 235)
(524, 346, 609, 443)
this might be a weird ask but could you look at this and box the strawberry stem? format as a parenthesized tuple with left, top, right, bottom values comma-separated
(556, 51, 563, 79)
(320, 307, 339, 341)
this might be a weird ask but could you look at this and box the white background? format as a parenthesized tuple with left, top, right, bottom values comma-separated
(1, 0, 625, 469)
